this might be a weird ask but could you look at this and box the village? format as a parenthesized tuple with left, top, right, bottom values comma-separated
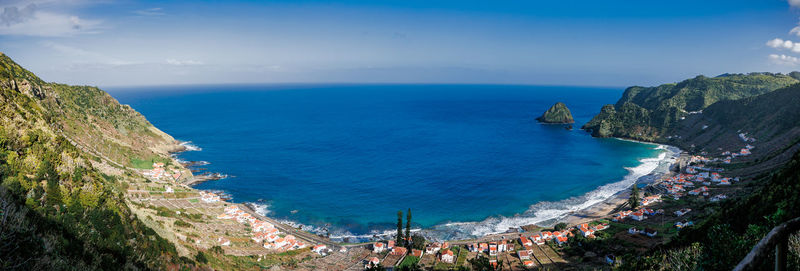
(118, 131, 760, 270)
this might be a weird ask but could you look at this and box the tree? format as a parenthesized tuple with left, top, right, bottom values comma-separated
(194, 251, 208, 264)
(468, 256, 503, 271)
(411, 234, 427, 250)
(405, 208, 412, 248)
(629, 182, 639, 209)
(554, 222, 568, 231)
(396, 210, 404, 245)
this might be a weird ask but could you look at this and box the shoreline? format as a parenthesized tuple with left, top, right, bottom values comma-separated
(170, 138, 683, 244)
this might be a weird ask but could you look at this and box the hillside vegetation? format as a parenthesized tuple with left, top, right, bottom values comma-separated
(582, 73, 800, 141)
(0, 53, 187, 270)
(536, 102, 575, 124)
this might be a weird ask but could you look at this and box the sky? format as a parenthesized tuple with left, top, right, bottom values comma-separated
(1, 0, 800, 87)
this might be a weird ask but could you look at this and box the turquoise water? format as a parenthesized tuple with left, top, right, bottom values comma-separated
(109, 84, 665, 240)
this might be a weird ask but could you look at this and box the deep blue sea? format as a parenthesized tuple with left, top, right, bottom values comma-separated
(109, 84, 670, 241)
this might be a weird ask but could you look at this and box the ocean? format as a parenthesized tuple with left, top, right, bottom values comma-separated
(108, 84, 674, 241)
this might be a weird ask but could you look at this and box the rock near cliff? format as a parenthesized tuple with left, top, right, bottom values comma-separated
(536, 102, 575, 124)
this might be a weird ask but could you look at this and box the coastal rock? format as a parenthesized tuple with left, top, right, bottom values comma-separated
(536, 102, 575, 124)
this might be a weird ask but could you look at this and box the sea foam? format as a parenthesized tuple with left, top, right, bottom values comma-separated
(417, 144, 679, 241)
(179, 141, 203, 151)
(248, 144, 680, 242)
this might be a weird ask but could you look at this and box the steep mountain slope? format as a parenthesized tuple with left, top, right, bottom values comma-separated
(0, 53, 185, 170)
(0, 53, 187, 269)
(582, 73, 799, 141)
(669, 83, 800, 177)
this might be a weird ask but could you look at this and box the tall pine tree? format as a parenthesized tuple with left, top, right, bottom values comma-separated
(629, 182, 640, 209)
(396, 210, 404, 245)
(405, 208, 412, 248)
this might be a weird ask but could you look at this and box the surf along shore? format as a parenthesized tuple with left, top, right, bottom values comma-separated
(171, 137, 683, 245)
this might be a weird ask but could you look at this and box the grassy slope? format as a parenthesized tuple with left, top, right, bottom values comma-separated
(582, 73, 799, 141)
(0, 53, 195, 269)
(613, 81, 800, 270)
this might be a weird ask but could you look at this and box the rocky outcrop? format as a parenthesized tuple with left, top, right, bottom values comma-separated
(536, 102, 575, 124)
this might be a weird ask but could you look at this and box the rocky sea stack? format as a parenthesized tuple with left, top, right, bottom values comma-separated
(537, 102, 575, 124)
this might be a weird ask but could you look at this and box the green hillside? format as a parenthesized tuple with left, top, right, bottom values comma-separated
(582, 73, 799, 141)
(703, 83, 800, 141)
(0, 53, 186, 269)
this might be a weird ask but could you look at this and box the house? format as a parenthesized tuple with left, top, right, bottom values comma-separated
(391, 246, 407, 256)
(252, 232, 269, 243)
(442, 242, 450, 250)
(217, 213, 233, 219)
(578, 224, 595, 237)
(387, 240, 395, 249)
(266, 234, 279, 243)
(520, 237, 533, 246)
(165, 186, 174, 193)
(426, 242, 442, 254)
(217, 237, 230, 246)
(518, 250, 530, 260)
(224, 205, 240, 214)
(467, 243, 478, 253)
(365, 257, 380, 269)
(606, 254, 616, 265)
(274, 237, 288, 248)
(644, 228, 657, 237)
(556, 236, 569, 245)
(479, 243, 489, 253)
(540, 231, 553, 240)
(630, 211, 645, 221)
(411, 249, 423, 257)
(675, 221, 694, 229)
(675, 208, 692, 217)
(593, 223, 609, 231)
(628, 227, 640, 235)
(312, 244, 327, 255)
(531, 235, 545, 246)
(710, 194, 728, 202)
(373, 242, 386, 253)
(523, 260, 535, 267)
(498, 241, 508, 252)
(440, 249, 455, 263)
(488, 244, 498, 256)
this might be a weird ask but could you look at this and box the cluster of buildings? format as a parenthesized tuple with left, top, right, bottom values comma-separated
(660, 170, 738, 200)
(143, 162, 182, 182)
(467, 240, 511, 255)
(372, 240, 423, 258)
(627, 227, 657, 237)
(217, 205, 313, 252)
(612, 207, 660, 222)
(200, 191, 222, 203)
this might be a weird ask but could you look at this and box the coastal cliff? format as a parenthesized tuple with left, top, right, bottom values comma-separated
(582, 73, 799, 141)
(536, 102, 575, 124)
(0, 53, 189, 269)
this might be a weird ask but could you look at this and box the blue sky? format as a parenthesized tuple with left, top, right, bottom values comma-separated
(1, 0, 799, 87)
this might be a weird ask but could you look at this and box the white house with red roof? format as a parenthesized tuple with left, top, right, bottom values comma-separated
(373, 242, 386, 253)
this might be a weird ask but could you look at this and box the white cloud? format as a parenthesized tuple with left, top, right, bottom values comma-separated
(765, 38, 800, 53)
(0, 2, 101, 36)
(791, 0, 800, 8)
(165, 59, 204, 66)
(133, 7, 165, 16)
(769, 54, 800, 65)
(41, 41, 134, 66)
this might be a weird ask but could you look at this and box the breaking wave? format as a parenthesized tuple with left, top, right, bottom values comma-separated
(180, 141, 203, 151)
(416, 144, 680, 241)
(245, 144, 680, 242)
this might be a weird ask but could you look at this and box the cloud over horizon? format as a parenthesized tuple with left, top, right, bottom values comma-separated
(0, 1, 101, 36)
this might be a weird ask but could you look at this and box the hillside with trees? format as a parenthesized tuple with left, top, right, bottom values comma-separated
(0, 53, 187, 269)
(582, 73, 800, 141)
